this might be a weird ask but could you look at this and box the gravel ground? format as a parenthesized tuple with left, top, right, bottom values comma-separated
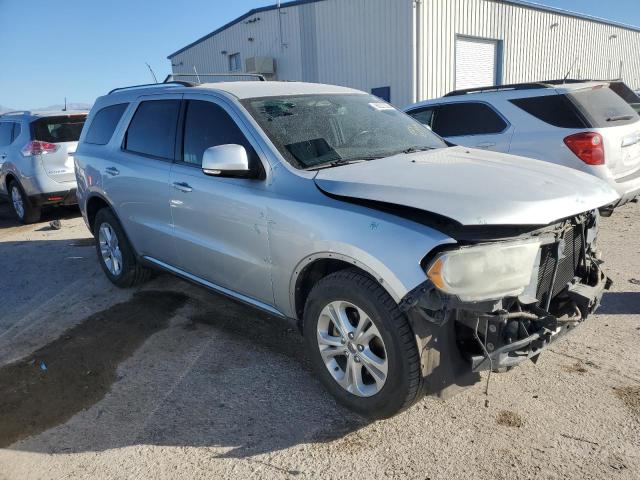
(0, 200, 638, 480)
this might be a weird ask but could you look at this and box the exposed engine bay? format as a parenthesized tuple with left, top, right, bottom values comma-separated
(401, 210, 610, 373)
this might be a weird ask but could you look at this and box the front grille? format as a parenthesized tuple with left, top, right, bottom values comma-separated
(536, 223, 585, 305)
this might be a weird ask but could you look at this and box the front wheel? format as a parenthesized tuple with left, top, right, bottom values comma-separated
(303, 268, 423, 418)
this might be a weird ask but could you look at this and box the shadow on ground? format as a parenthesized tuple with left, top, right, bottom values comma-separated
(0, 235, 370, 458)
(599, 291, 640, 315)
(0, 201, 81, 229)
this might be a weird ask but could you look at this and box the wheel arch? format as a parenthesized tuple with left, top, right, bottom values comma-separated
(291, 252, 407, 325)
(85, 193, 115, 234)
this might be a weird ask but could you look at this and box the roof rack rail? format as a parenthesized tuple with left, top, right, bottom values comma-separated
(164, 73, 266, 83)
(445, 79, 616, 97)
(444, 83, 550, 97)
(0, 110, 31, 117)
(108, 81, 194, 95)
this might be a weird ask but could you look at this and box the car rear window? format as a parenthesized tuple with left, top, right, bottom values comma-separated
(85, 103, 128, 145)
(31, 115, 86, 143)
(568, 85, 640, 127)
(124, 100, 180, 159)
(509, 95, 588, 128)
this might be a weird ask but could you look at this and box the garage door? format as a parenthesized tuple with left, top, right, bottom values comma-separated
(455, 37, 498, 90)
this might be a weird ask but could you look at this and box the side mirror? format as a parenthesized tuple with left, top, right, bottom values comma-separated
(202, 144, 250, 177)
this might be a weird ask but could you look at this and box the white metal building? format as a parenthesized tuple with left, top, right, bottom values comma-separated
(167, 0, 640, 107)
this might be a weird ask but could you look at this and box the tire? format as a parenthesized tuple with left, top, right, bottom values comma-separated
(9, 180, 41, 224)
(303, 268, 423, 418)
(93, 208, 152, 288)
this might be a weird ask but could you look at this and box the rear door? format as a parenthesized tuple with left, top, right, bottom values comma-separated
(104, 95, 181, 264)
(429, 102, 513, 152)
(30, 114, 86, 184)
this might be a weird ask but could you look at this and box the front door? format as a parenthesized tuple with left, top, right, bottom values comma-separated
(169, 96, 274, 306)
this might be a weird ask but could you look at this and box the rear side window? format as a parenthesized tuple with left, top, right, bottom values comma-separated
(124, 100, 180, 159)
(85, 103, 128, 145)
(569, 86, 639, 127)
(0, 123, 12, 146)
(510, 95, 587, 128)
(182, 100, 257, 166)
(31, 115, 86, 143)
(408, 108, 435, 128)
(432, 103, 508, 137)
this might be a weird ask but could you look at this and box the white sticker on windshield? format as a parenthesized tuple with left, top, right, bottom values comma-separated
(369, 102, 394, 111)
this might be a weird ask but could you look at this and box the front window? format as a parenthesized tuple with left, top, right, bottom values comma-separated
(242, 94, 446, 169)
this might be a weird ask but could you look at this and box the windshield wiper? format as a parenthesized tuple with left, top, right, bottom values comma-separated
(607, 115, 634, 122)
(401, 146, 435, 154)
(306, 158, 365, 171)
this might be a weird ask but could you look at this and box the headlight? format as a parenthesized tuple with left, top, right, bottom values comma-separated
(426, 239, 540, 302)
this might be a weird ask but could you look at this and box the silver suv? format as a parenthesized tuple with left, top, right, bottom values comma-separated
(75, 79, 619, 418)
(0, 110, 87, 223)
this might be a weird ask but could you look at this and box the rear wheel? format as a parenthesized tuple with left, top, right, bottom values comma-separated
(94, 208, 152, 288)
(9, 180, 41, 224)
(303, 268, 423, 418)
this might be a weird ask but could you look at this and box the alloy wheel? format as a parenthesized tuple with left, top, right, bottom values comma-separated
(98, 222, 123, 276)
(11, 186, 24, 219)
(316, 300, 388, 397)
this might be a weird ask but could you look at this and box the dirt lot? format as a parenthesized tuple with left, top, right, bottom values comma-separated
(0, 200, 638, 480)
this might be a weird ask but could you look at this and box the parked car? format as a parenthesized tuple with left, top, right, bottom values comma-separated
(405, 81, 640, 208)
(0, 110, 87, 223)
(604, 80, 640, 113)
(75, 79, 619, 418)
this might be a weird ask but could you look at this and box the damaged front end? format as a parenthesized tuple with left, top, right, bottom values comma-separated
(401, 210, 610, 376)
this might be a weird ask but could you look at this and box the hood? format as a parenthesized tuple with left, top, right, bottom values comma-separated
(314, 147, 620, 226)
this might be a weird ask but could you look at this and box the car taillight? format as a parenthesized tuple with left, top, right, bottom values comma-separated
(563, 132, 605, 165)
(21, 140, 59, 157)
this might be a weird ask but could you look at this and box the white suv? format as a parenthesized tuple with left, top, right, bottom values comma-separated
(405, 81, 640, 207)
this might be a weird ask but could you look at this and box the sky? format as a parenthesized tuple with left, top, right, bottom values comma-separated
(1, 0, 639, 110)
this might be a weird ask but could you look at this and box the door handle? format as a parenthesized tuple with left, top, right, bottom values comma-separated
(476, 142, 496, 149)
(173, 181, 193, 193)
(105, 166, 120, 176)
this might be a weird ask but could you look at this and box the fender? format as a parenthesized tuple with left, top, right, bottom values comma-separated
(288, 250, 407, 317)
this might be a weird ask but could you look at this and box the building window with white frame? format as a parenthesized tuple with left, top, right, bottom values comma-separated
(228, 53, 242, 72)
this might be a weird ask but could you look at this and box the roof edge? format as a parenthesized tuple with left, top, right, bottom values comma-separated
(167, 0, 640, 60)
(167, 0, 323, 59)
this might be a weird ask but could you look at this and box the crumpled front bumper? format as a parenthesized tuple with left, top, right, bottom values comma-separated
(469, 266, 609, 372)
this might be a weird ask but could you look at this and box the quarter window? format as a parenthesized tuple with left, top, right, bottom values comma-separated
(85, 103, 128, 145)
(182, 100, 257, 167)
(124, 100, 180, 159)
(431, 103, 508, 137)
(408, 108, 435, 129)
(509, 95, 588, 129)
(11, 123, 21, 142)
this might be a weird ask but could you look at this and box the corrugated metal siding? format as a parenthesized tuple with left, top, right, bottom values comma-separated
(420, 0, 640, 100)
(169, 0, 640, 107)
(170, 0, 414, 106)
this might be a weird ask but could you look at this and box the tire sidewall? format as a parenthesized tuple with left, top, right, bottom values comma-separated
(303, 276, 416, 418)
(8, 180, 34, 223)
